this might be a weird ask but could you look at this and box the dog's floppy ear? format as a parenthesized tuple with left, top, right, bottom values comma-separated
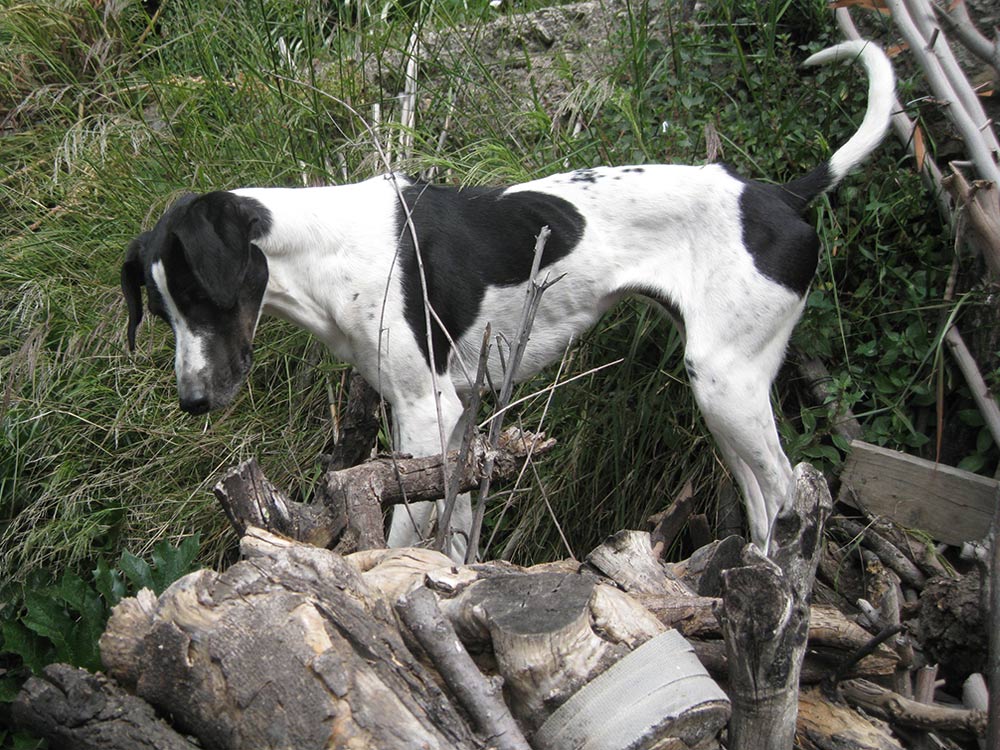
(122, 235, 147, 351)
(171, 193, 249, 310)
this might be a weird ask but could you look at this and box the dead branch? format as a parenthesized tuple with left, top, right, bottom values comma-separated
(943, 165, 1000, 278)
(395, 586, 531, 750)
(841, 679, 987, 736)
(883, 0, 1000, 185)
(931, 0, 1000, 76)
(213, 428, 556, 551)
(829, 517, 928, 590)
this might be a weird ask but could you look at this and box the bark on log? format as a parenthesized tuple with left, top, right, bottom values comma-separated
(11, 663, 199, 750)
(395, 585, 531, 750)
(721, 463, 833, 750)
(322, 369, 381, 471)
(99, 529, 478, 750)
(841, 679, 987, 737)
(214, 458, 338, 547)
(213, 427, 556, 552)
(918, 569, 988, 680)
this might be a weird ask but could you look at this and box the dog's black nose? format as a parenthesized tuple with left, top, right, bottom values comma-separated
(179, 396, 211, 415)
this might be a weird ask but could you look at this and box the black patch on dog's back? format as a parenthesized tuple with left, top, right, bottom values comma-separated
(729, 164, 829, 296)
(397, 183, 585, 373)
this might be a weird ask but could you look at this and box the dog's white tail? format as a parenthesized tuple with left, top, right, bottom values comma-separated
(804, 40, 896, 189)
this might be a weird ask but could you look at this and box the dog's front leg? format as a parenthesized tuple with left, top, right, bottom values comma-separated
(386, 382, 471, 562)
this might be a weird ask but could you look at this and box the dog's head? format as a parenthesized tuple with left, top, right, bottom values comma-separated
(122, 191, 272, 414)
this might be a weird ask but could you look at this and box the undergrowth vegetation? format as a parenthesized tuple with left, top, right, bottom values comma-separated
(1, 0, 994, 725)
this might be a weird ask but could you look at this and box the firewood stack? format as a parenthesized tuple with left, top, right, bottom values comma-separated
(10, 431, 992, 750)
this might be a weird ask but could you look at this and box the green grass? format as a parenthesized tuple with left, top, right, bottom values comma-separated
(0, 0, 995, 703)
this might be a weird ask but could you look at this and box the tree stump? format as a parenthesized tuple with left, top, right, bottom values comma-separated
(720, 463, 833, 750)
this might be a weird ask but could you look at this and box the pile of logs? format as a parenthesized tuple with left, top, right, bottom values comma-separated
(9, 425, 992, 750)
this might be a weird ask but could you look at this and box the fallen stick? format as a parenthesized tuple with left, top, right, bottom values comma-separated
(396, 586, 531, 750)
(841, 678, 987, 736)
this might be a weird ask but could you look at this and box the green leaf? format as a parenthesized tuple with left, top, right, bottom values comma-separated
(149, 534, 200, 594)
(117, 550, 154, 592)
(93, 558, 127, 607)
(20, 591, 71, 652)
(1, 620, 53, 674)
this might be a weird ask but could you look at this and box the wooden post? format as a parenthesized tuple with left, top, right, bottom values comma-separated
(988, 487, 1000, 750)
(721, 463, 832, 750)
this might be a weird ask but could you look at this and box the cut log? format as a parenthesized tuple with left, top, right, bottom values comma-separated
(99, 530, 478, 750)
(797, 685, 904, 750)
(533, 629, 730, 750)
(839, 440, 998, 546)
(442, 571, 626, 730)
(436, 568, 729, 749)
(213, 428, 557, 552)
(585, 529, 693, 597)
(721, 463, 833, 750)
(11, 663, 199, 750)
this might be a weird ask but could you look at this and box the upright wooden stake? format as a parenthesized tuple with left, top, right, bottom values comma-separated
(721, 464, 832, 750)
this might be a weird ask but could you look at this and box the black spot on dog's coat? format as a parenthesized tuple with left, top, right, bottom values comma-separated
(728, 163, 831, 296)
(396, 183, 585, 372)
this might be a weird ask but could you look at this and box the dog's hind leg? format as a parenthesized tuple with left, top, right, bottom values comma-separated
(686, 347, 794, 551)
(386, 382, 471, 562)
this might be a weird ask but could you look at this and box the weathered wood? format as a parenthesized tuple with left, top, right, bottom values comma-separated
(11, 663, 199, 750)
(396, 585, 531, 750)
(636, 593, 899, 679)
(214, 458, 340, 547)
(839, 440, 997, 545)
(100, 529, 478, 750)
(214, 428, 557, 552)
(721, 463, 832, 750)
(322, 369, 381, 471)
(829, 516, 927, 591)
(841, 679, 987, 737)
(796, 686, 904, 750)
(444, 572, 625, 730)
(585, 529, 693, 597)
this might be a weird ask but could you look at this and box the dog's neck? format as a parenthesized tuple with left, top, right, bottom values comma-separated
(233, 182, 397, 363)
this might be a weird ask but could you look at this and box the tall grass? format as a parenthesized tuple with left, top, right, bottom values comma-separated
(0, 0, 989, 595)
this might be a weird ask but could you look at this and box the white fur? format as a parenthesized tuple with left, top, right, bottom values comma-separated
(151, 260, 212, 406)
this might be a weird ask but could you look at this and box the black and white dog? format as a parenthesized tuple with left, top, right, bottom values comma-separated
(122, 41, 894, 559)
